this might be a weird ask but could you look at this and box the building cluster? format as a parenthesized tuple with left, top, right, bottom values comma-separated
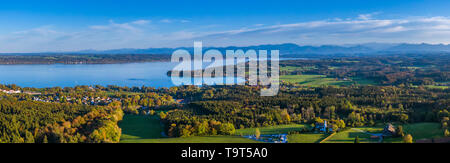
(244, 134, 288, 143)
(0, 89, 21, 94)
(1, 89, 42, 95)
(32, 96, 120, 105)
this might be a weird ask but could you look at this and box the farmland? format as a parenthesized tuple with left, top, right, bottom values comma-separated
(119, 115, 259, 143)
(118, 113, 445, 143)
(121, 136, 260, 143)
(119, 115, 164, 142)
(288, 133, 328, 143)
(280, 74, 377, 87)
(322, 123, 444, 143)
(235, 124, 308, 136)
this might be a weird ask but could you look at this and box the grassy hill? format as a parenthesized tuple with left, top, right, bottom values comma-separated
(288, 133, 328, 143)
(120, 136, 260, 143)
(322, 123, 444, 143)
(119, 115, 444, 143)
(280, 75, 377, 87)
(119, 114, 259, 143)
(119, 115, 164, 142)
(235, 124, 308, 136)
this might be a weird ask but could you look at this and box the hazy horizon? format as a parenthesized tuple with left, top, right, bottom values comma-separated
(1, 0, 450, 53)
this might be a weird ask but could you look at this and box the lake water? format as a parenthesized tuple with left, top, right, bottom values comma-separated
(0, 62, 245, 88)
(0, 57, 301, 88)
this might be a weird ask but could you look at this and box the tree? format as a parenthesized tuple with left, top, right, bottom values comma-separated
(149, 110, 155, 116)
(314, 117, 324, 124)
(399, 114, 409, 123)
(337, 119, 346, 129)
(25, 131, 35, 143)
(195, 120, 210, 136)
(354, 136, 360, 143)
(180, 125, 193, 137)
(159, 112, 167, 119)
(403, 134, 413, 143)
(331, 124, 339, 133)
(255, 128, 261, 139)
(219, 123, 236, 135)
(397, 126, 405, 137)
(280, 109, 291, 123)
(43, 135, 48, 143)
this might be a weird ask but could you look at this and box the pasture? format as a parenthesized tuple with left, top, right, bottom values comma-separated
(322, 123, 444, 143)
(235, 124, 308, 136)
(119, 115, 164, 142)
(288, 133, 328, 143)
(121, 136, 260, 143)
(280, 75, 378, 87)
(119, 114, 259, 143)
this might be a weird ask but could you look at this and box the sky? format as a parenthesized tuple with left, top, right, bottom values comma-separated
(0, 0, 450, 53)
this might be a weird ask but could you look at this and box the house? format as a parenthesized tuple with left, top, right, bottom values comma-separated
(315, 120, 328, 133)
(382, 123, 396, 137)
(0, 89, 21, 94)
(175, 99, 187, 104)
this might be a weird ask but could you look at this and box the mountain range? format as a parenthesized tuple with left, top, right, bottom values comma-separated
(74, 43, 450, 55)
(3, 43, 450, 56)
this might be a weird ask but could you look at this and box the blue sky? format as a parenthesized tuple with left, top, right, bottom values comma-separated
(1, 0, 450, 52)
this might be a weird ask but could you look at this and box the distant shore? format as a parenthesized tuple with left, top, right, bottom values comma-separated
(0, 54, 171, 65)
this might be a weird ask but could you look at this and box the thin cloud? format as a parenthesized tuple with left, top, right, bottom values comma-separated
(161, 19, 191, 23)
(180, 20, 191, 23)
(132, 20, 151, 25)
(189, 16, 450, 46)
(1, 15, 450, 52)
(160, 19, 173, 23)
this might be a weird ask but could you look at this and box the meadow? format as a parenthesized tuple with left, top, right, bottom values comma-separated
(280, 75, 352, 86)
(287, 133, 328, 143)
(280, 74, 380, 87)
(119, 114, 444, 143)
(402, 123, 444, 140)
(119, 115, 164, 142)
(234, 124, 333, 143)
(121, 136, 260, 143)
(119, 115, 259, 143)
(323, 127, 380, 143)
(235, 124, 308, 136)
(322, 123, 444, 143)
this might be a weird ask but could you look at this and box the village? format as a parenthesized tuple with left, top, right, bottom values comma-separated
(0, 89, 41, 95)
(1, 88, 122, 106)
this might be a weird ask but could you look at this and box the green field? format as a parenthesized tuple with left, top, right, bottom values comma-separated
(280, 74, 378, 86)
(281, 66, 316, 72)
(235, 124, 308, 136)
(121, 136, 260, 143)
(424, 85, 449, 89)
(402, 123, 444, 140)
(323, 127, 380, 143)
(119, 115, 443, 143)
(322, 123, 444, 143)
(288, 133, 328, 143)
(119, 115, 164, 142)
(280, 75, 352, 86)
(119, 115, 259, 143)
(382, 123, 445, 143)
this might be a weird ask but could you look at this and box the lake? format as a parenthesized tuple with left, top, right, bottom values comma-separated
(0, 62, 245, 88)
(0, 57, 301, 88)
